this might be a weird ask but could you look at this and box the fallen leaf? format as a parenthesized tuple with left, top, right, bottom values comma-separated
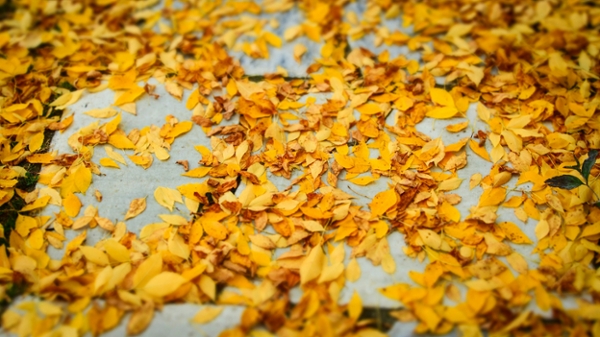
(125, 197, 146, 220)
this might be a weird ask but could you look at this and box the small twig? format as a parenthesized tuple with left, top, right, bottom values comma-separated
(348, 185, 370, 199)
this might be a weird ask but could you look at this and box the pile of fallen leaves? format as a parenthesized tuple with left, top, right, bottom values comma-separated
(1, 0, 600, 336)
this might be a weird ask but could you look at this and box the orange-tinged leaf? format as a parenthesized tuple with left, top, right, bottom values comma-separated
(203, 219, 228, 240)
(191, 306, 224, 324)
(369, 189, 397, 217)
(468, 139, 490, 161)
(63, 193, 82, 217)
(226, 80, 237, 97)
(357, 103, 383, 115)
(125, 197, 146, 220)
(446, 121, 469, 133)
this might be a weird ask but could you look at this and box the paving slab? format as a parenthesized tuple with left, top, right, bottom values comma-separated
(10, 1, 581, 336)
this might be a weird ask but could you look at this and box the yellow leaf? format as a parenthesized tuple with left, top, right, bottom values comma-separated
(437, 178, 463, 191)
(356, 103, 383, 115)
(349, 176, 377, 186)
(300, 245, 325, 285)
(199, 274, 216, 300)
(438, 201, 460, 222)
(381, 250, 396, 274)
(29, 132, 44, 152)
(105, 146, 127, 165)
(143, 272, 187, 297)
(103, 113, 121, 135)
(127, 302, 154, 336)
(498, 222, 532, 244)
(468, 139, 490, 161)
(333, 153, 355, 169)
(115, 86, 145, 106)
(346, 258, 361, 282)
(348, 291, 362, 320)
(76, 165, 93, 192)
(414, 303, 441, 331)
(103, 240, 130, 263)
(430, 88, 455, 107)
(168, 232, 190, 259)
(191, 306, 223, 324)
(167, 121, 193, 139)
(63, 193, 81, 218)
(79, 246, 109, 266)
(20, 195, 50, 212)
(99, 158, 120, 168)
(535, 220, 549, 240)
(369, 189, 397, 217)
(263, 31, 282, 48)
(133, 253, 162, 289)
(165, 81, 183, 100)
(186, 89, 201, 110)
(94, 266, 113, 295)
(226, 80, 237, 97)
(109, 133, 136, 149)
(37, 301, 62, 316)
(479, 188, 506, 207)
(158, 214, 188, 226)
(182, 167, 211, 178)
(125, 197, 146, 220)
(154, 186, 182, 211)
(302, 220, 324, 232)
(84, 107, 118, 118)
(506, 252, 528, 274)
(470, 173, 482, 189)
(426, 106, 458, 119)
